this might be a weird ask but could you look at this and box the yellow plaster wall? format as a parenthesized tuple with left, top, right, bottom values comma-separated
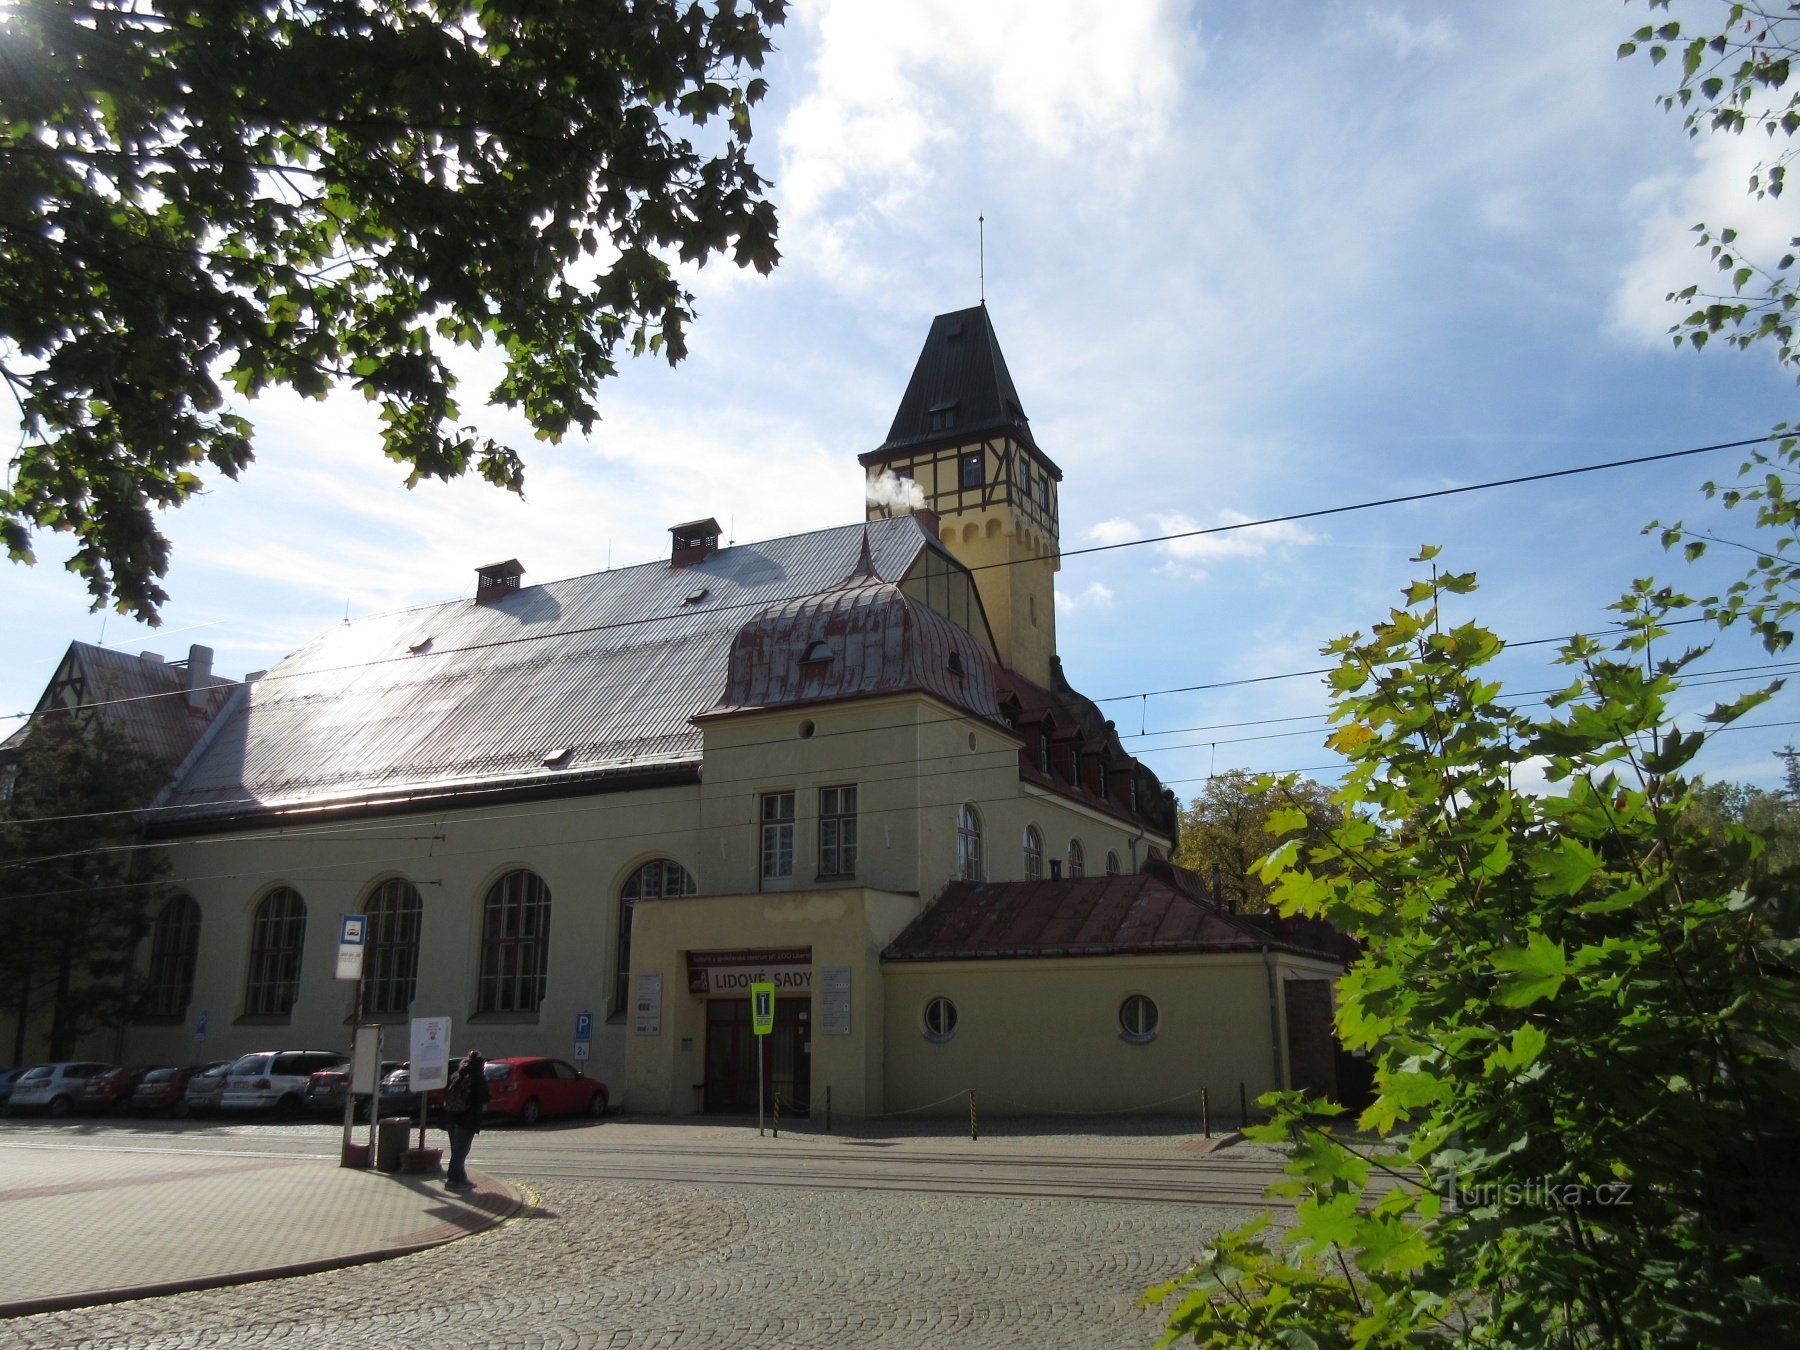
(622, 886, 925, 1117)
(883, 953, 1339, 1117)
(125, 780, 708, 1088)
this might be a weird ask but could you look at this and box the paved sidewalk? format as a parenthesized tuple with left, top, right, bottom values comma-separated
(0, 1139, 520, 1315)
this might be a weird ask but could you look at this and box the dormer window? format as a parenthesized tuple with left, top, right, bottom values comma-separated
(930, 399, 959, 433)
(801, 640, 833, 664)
(947, 650, 964, 677)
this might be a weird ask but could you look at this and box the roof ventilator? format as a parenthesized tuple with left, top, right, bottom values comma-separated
(683, 587, 710, 606)
(475, 559, 524, 605)
(669, 518, 721, 567)
(542, 746, 575, 768)
(408, 637, 434, 655)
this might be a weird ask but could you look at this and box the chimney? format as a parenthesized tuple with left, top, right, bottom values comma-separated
(475, 558, 525, 605)
(669, 518, 722, 567)
(184, 644, 214, 717)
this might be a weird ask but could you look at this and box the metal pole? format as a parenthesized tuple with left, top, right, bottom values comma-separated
(1239, 1081, 1248, 1129)
(1202, 1086, 1210, 1139)
(340, 981, 361, 1163)
(826, 1085, 832, 1133)
(969, 1088, 978, 1142)
(773, 1091, 780, 1140)
(757, 1035, 765, 1137)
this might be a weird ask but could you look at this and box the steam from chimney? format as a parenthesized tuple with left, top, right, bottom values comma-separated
(866, 470, 926, 512)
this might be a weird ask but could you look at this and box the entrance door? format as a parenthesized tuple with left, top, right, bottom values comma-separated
(702, 997, 811, 1116)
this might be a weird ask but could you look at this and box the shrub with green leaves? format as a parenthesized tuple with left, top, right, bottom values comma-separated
(1149, 550, 1800, 1348)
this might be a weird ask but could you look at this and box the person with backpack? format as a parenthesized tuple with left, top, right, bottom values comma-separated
(442, 1050, 489, 1188)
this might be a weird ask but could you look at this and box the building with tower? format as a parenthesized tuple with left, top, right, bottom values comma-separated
(7, 306, 1347, 1118)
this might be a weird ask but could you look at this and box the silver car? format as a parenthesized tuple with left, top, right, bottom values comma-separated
(7, 1062, 113, 1117)
(220, 1050, 347, 1116)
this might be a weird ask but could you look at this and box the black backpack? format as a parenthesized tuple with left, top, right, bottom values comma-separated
(445, 1068, 472, 1114)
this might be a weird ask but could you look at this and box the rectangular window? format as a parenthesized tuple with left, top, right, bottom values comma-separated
(1017, 456, 1033, 500)
(1038, 474, 1050, 510)
(960, 451, 983, 488)
(761, 791, 795, 889)
(819, 785, 858, 877)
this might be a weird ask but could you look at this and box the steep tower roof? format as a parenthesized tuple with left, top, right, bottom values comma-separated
(869, 304, 1050, 464)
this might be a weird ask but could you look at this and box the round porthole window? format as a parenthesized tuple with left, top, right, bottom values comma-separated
(798, 720, 816, 739)
(967, 731, 977, 751)
(923, 996, 958, 1042)
(1119, 994, 1159, 1044)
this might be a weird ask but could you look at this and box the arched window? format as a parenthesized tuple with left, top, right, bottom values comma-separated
(957, 804, 984, 881)
(1067, 837, 1086, 879)
(245, 887, 307, 1017)
(361, 877, 423, 1016)
(1023, 825, 1043, 881)
(478, 870, 552, 1014)
(1106, 851, 1121, 876)
(143, 893, 200, 1019)
(615, 860, 697, 1014)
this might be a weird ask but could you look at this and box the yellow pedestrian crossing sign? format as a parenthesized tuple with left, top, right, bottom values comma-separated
(751, 982, 775, 1035)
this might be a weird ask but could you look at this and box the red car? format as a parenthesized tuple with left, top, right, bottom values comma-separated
(483, 1057, 608, 1125)
(130, 1063, 224, 1115)
(79, 1065, 152, 1115)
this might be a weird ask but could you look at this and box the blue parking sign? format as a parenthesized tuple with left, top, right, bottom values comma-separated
(575, 1010, 593, 1040)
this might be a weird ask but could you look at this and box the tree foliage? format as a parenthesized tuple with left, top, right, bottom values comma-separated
(1619, 1, 1800, 373)
(0, 0, 785, 620)
(1, 717, 171, 1061)
(1175, 769, 1342, 913)
(1150, 548, 1800, 1347)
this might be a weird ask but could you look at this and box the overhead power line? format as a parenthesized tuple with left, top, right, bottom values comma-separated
(4, 432, 1776, 726)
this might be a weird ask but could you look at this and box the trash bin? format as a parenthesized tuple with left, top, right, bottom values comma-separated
(376, 1116, 412, 1172)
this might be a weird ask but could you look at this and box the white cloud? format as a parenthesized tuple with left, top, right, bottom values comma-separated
(1088, 510, 1320, 580)
(1610, 113, 1795, 348)
(1055, 581, 1115, 617)
(1363, 9, 1459, 60)
(775, 0, 1197, 291)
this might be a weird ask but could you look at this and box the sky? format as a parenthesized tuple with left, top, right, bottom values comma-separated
(6, 0, 1800, 802)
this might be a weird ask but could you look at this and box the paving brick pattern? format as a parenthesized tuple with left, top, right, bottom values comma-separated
(6, 1177, 1234, 1348)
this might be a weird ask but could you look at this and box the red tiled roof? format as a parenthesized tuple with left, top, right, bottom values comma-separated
(883, 873, 1349, 964)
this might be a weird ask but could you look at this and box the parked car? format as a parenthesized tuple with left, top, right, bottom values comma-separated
(132, 1063, 225, 1116)
(0, 1067, 28, 1110)
(179, 1061, 233, 1117)
(79, 1065, 152, 1115)
(6, 1062, 113, 1117)
(220, 1050, 348, 1116)
(304, 1061, 402, 1120)
(483, 1057, 608, 1125)
(378, 1063, 446, 1111)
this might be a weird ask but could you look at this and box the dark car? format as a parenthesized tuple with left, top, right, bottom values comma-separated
(305, 1060, 402, 1120)
(378, 1063, 447, 1111)
(483, 1057, 607, 1126)
(131, 1063, 225, 1116)
(79, 1065, 152, 1115)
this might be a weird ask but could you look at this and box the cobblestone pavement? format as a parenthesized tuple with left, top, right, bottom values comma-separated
(4, 1173, 1250, 1348)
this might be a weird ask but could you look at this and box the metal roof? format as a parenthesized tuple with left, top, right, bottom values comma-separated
(158, 516, 935, 823)
(704, 539, 1006, 726)
(1, 643, 237, 769)
(869, 305, 1054, 467)
(883, 873, 1348, 964)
